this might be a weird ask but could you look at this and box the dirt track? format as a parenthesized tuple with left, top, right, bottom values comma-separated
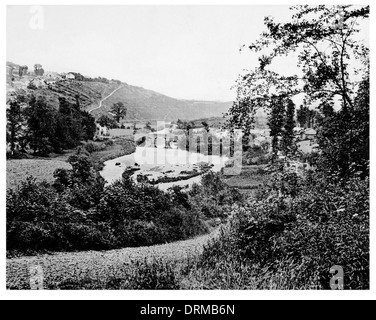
(6, 229, 220, 289)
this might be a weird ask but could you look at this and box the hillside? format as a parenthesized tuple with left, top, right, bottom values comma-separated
(6, 62, 233, 122)
(89, 83, 232, 121)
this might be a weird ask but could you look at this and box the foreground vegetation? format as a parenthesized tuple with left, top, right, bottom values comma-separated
(7, 154, 240, 257)
(6, 164, 369, 290)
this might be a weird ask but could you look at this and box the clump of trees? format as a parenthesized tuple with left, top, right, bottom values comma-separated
(97, 114, 117, 129)
(219, 5, 370, 290)
(227, 4, 369, 176)
(7, 156, 240, 254)
(267, 96, 297, 158)
(6, 93, 96, 156)
(296, 104, 319, 128)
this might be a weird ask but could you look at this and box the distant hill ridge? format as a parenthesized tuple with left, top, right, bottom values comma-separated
(6, 61, 233, 121)
(92, 82, 233, 121)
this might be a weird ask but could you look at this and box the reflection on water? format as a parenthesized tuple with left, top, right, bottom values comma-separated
(100, 146, 228, 190)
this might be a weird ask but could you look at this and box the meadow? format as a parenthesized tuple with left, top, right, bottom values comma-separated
(6, 159, 71, 190)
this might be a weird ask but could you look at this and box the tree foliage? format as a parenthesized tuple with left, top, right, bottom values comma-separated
(226, 5, 369, 175)
(97, 114, 117, 128)
(6, 98, 25, 154)
(111, 102, 127, 123)
(6, 160, 242, 254)
(7, 94, 96, 156)
(281, 98, 297, 156)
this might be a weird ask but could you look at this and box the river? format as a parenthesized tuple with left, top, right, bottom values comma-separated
(100, 146, 228, 190)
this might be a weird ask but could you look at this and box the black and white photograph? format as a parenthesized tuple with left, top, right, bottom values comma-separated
(2, 1, 372, 300)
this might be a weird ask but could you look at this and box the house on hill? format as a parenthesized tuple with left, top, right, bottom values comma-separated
(66, 73, 75, 80)
(299, 128, 317, 141)
(96, 123, 109, 137)
(45, 71, 63, 82)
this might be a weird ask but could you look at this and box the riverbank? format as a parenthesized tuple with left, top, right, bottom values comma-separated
(87, 138, 136, 171)
(100, 146, 227, 189)
(137, 162, 214, 185)
(6, 138, 136, 190)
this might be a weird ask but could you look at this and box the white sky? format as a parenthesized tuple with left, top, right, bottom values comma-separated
(6, 5, 300, 101)
(6, 5, 369, 102)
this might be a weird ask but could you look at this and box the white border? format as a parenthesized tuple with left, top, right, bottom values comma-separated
(1, 0, 374, 300)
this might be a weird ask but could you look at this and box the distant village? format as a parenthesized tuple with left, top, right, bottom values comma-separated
(6, 61, 77, 91)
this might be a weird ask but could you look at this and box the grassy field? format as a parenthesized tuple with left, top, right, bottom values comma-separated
(6, 138, 136, 189)
(6, 159, 72, 190)
(224, 165, 267, 195)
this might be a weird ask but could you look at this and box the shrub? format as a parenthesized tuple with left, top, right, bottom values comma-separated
(199, 170, 369, 289)
(188, 172, 242, 219)
(6, 177, 108, 253)
(125, 259, 180, 289)
(98, 175, 207, 247)
(7, 158, 215, 255)
(83, 141, 106, 154)
(27, 82, 38, 90)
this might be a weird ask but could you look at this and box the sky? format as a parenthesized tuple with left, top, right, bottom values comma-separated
(6, 5, 369, 102)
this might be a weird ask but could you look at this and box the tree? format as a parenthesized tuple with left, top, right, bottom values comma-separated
(281, 98, 297, 156)
(34, 64, 44, 76)
(317, 72, 369, 176)
(297, 105, 308, 128)
(226, 97, 256, 137)
(227, 5, 369, 174)
(19, 65, 28, 77)
(111, 102, 127, 123)
(97, 114, 116, 128)
(25, 96, 56, 155)
(228, 5, 369, 125)
(246, 5, 368, 109)
(6, 98, 24, 154)
(81, 111, 97, 141)
(268, 96, 285, 159)
(55, 97, 96, 150)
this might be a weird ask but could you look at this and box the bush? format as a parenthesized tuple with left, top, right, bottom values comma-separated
(83, 141, 106, 154)
(6, 177, 109, 253)
(188, 172, 242, 219)
(27, 82, 38, 90)
(193, 170, 369, 289)
(7, 157, 213, 255)
(98, 175, 207, 247)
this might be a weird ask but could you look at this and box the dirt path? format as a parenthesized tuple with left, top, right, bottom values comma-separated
(88, 84, 124, 113)
(6, 229, 220, 289)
